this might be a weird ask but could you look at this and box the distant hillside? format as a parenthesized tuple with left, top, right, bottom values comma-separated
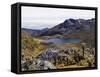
(22, 18, 95, 36)
(22, 28, 48, 36)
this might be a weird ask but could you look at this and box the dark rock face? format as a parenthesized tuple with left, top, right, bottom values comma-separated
(46, 18, 95, 35)
(22, 18, 95, 36)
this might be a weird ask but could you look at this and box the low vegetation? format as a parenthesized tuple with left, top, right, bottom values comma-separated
(21, 31, 95, 71)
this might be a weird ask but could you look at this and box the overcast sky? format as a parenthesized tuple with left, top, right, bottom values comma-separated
(21, 6, 95, 30)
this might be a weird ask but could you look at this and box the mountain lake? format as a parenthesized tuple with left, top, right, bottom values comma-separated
(43, 38, 81, 44)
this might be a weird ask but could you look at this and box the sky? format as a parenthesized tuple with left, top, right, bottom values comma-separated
(21, 6, 95, 30)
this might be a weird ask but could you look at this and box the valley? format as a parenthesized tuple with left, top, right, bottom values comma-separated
(21, 18, 95, 71)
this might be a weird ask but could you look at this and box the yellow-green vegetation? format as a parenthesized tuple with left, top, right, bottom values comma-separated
(57, 65, 87, 69)
(21, 32, 95, 70)
(21, 32, 48, 60)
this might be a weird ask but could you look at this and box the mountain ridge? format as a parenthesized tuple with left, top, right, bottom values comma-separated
(22, 18, 95, 36)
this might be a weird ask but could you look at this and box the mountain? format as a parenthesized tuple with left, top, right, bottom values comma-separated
(41, 18, 95, 36)
(22, 18, 95, 36)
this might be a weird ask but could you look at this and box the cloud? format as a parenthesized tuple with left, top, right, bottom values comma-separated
(21, 6, 95, 29)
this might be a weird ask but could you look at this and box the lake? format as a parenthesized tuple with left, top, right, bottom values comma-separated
(43, 38, 81, 44)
